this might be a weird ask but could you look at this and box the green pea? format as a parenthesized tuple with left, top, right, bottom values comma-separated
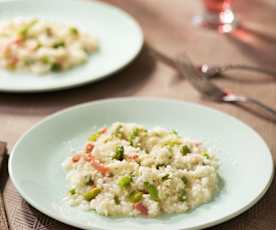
(144, 182, 159, 201)
(128, 191, 143, 203)
(202, 151, 210, 159)
(83, 187, 101, 201)
(118, 176, 132, 188)
(181, 145, 191, 156)
(113, 145, 124, 160)
(129, 128, 140, 146)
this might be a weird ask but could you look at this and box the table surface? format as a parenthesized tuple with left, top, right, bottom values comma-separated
(0, 0, 276, 229)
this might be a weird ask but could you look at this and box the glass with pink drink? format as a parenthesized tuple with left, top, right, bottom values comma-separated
(194, 0, 238, 33)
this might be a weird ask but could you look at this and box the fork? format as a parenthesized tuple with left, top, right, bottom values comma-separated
(148, 47, 276, 79)
(175, 53, 276, 118)
(200, 63, 276, 79)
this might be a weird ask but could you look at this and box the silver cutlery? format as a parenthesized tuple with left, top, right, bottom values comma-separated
(0, 141, 9, 230)
(200, 64, 276, 79)
(175, 53, 276, 118)
(148, 47, 276, 79)
(149, 47, 276, 118)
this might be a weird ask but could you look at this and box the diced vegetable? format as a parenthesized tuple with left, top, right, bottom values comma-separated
(171, 129, 178, 135)
(161, 174, 170, 181)
(89, 130, 102, 141)
(83, 187, 101, 201)
(85, 143, 94, 153)
(17, 19, 38, 38)
(128, 191, 143, 203)
(179, 189, 187, 202)
(68, 188, 76, 195)
(23, 58, 34, 66)
(156, 164, 165, 169)
(181, 176, 188, 184)
(113, 124, 124, 139)
(118, 176, 132, 188)
(163, 140, 182, 148)
(133, 202, 148, 215)
(53, 40, 65, 48)
(144, 182, 159, 201)
(128, 154, 139, 161)
(128, 128, 143, 146)
(181, 145, 191, 156)
(113, 145, 124, 161)
(41, 56, 50, 64)
(99, 127, 108, 133)
(72, 154, 81, 163)
(86, 153, 110, 175)
(91, 160, 109, 175)
(50, 62, 62, 71)
(69, 26, 79, 36)
(202, 151, 210, 159)
(84, 175, 93, 185)
(114, 195, 120, 205)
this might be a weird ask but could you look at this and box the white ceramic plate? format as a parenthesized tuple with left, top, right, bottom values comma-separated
(0, 0, 143, 92)
(9, 98, 274, 230)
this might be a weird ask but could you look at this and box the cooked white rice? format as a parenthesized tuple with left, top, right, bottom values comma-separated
(62, 122, 220, 217)
(0, 17, 97, 74)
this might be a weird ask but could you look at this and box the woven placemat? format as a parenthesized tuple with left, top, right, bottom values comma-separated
(1, 154, 75, 230)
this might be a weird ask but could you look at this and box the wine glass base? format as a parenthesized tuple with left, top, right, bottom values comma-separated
(193, 9, 238, 33)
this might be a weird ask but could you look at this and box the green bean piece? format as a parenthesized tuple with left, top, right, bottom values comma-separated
(144, 182, 159, 201)
(163, 140, 182, 150)
(113, 145, 124, 160)
(128, 191, 143, 203)
(68, 188, 76, 195)
(89, 131, 101, 141)
(118, 176, 132, 188)
(83, 187, 101, 201)
(181, 145, 191, 156)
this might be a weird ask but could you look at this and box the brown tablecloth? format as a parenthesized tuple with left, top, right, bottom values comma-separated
(0, 0, 276, 229)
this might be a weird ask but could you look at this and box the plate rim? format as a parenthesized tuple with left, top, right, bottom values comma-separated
(0, 0, 144, 93)
(8, 97, 275, 230)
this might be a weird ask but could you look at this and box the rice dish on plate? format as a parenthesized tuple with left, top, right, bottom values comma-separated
(0, 17, 97, 74)
(62, 122, 220, 217)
